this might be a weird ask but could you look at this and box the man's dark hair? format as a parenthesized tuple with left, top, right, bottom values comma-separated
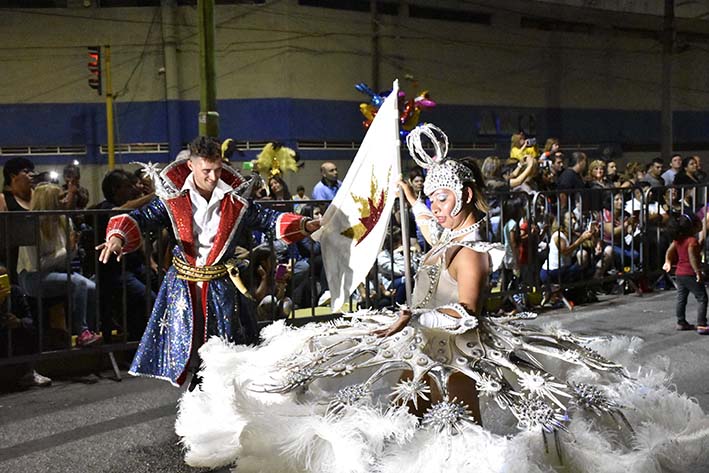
(63, 163, 80, 180)
(3, 157, 34, 186)
(652, 157, 663, 167)
(102, 169, 131, 203)
(189, 136, 222, 161)
(568, 151, 587, 168)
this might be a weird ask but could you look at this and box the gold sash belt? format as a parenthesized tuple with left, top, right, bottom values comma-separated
(173, 257, 253, 299)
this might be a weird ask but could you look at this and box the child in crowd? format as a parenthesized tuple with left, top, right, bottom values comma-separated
(663, 213, 709, 334)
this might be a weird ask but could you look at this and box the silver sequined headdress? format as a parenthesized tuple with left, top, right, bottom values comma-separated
(406, 123, 475, 217)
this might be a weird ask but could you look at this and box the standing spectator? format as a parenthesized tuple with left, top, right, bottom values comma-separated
(605, 160, 620, 187)
(692, 155, 707, 183)
(1, 157, 35, 281)
(673, 156, 701, 187)
(311, 161, 341, 204)
(291, 185, 310, 214)
(620, 162, 645, 188)
(663, 213, 708, 334)
(586, 160, 608, 189)
(407, 167, 429, 251)
(60, 163, 90, 210)
(552, 152, 565, 178)
(556, 151, 587, 211)
(17, 184, 101, 347)
(662, 153, 683, 186)
(1, 157, 34, 212)
(641, 158, 665, 188)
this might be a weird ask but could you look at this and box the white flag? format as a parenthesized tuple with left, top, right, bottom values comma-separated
(318, 80, 402, 310)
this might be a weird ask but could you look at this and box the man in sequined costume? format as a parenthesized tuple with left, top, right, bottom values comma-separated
(98, 136, 318, 386)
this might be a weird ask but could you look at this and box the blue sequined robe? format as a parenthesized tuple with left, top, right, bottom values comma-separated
(116, 195, 294, 386)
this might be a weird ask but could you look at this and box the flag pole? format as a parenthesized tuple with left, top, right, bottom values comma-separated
(394, 80, 413, 306)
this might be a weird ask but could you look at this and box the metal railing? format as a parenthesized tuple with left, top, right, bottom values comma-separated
(2, 182, 706, 370)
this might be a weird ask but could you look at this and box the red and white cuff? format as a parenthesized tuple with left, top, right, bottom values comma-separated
(275, 213, 310, 245)
(106, 214, 142, 253)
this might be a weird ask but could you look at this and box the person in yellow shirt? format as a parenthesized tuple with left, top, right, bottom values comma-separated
(509, 132, 539, 162)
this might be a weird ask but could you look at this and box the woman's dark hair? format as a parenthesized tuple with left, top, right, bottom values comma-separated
(408, 166, 424, 181)
(668, 212, 701, 240)
(300, 204, 318, 218)
(458, 157, 489, 216)
(268, 175, 290, 199)
(3, 157, 34, 186)
(682, 156, 697, 171)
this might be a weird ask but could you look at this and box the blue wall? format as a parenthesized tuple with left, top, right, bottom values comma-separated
(2, 98, 708, 165)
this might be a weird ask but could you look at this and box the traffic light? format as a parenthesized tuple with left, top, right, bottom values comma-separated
(87, 46, 102, 95)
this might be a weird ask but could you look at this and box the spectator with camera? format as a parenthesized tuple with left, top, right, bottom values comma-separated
(509, 132, 538, 162)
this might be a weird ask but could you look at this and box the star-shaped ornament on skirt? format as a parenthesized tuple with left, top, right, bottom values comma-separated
(340, 166, 391, 245)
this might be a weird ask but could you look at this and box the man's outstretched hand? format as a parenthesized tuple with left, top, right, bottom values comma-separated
(96, 236, 125, 263)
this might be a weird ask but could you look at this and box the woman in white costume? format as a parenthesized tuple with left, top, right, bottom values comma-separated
(177, 125, 709, 473)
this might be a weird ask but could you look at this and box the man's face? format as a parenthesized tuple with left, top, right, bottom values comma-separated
(553, 155, 564, 173)
(650, 162, 663, 178)
(671, 155, 682, 170)
(188, 156, 222, 195)
(321, 163, 338, 184)
(113, 177, 135, 206)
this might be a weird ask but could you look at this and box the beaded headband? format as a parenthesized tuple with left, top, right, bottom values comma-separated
(406, 123, 475, 217)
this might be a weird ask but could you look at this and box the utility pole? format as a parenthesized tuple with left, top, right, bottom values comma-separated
(105, 45, 115, 169)
(198, 0, 219, 137)
(370, 0, 380, 92)
(661, 0, 674, 159)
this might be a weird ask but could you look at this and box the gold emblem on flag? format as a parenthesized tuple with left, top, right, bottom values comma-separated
(341, 166, 391, 245)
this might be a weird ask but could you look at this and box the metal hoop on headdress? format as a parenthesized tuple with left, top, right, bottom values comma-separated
(406, 123, 449, 169)
(406, 123, 475, 217)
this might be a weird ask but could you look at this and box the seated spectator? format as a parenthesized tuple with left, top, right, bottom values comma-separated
(60, 163, 90, 210)
(93, 170, 156, 341)
(250, 245, 292, 321)
(597, 191, 640, 277)
(292, 185, 310, 214)
(296, 204, 327, 304)
(0, 264, 51, 388)
(16, 184, 101, 347)
(540, 212, 594, 287)
(376, 227, 417, 306)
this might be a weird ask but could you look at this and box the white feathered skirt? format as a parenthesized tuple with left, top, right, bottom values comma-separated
(176, 311, 709, 473)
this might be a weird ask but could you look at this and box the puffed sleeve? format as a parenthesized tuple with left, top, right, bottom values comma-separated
(106, 197, 170, 253)
(241, 201, 310, 245)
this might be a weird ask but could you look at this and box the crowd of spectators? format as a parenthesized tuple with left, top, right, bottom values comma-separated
(2, 139, 709, 387)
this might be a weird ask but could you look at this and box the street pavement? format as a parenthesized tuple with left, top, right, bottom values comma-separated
(1, 290, 708, 473)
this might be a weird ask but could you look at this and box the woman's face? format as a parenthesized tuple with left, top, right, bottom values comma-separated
(313, 206, 322, 219)
(593, 166, 605, 180)
(411, 176, 424, 193)
(551, 142, 559, 153)
(269, 179, 282, 194)
(607, 161, 617, 176)
(613, 193, 623, 211)
(429, 188, 465, 229)
(686, 159, 698, 175)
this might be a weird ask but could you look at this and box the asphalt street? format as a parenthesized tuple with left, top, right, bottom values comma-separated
(1, 290, 708, 473)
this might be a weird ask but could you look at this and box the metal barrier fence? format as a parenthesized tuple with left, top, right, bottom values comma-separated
(1, 183, 706, 370)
